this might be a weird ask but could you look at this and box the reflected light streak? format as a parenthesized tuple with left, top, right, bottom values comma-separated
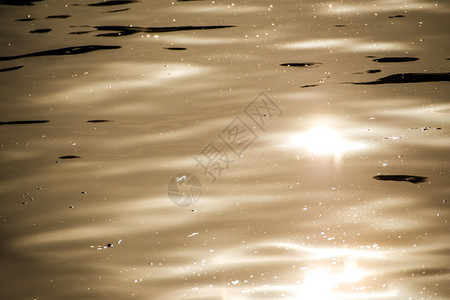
(291, 126, 365, 156)
(283, 244, 396, 299)
(284, 38, 348, 49)
(320, 1, 435, 14)
(218, 242, 397, 299)
(241, 260, 398, 300)
(274, 242, 386, 259)
(282, 38, 407, 52)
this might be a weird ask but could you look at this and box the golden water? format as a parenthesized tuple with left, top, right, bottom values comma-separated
(0, 0, 449, 299)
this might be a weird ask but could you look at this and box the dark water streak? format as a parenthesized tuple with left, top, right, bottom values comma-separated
(46, 15, 71, 19)
(373, 175, 428, 184)
(0, 0, 42, 5)
(164, 47, 187, 50)
(104, 8, 129, 13)
(372, 57, 419, 63)
(88, 0, 138, 6)
(300, 84, 318, 88)
(0, 45, 121, 61)
(280, 62, 322, 68)
(69, 31, 94, 35)
(29, 28, 51, 33)
(0, 65, 24, 72)
(88, 25, 236, 37)
(15, 18, 36, 22)
(0, 120, 49, 125)
(86, 120, 112, 123)
(348, 73, 450, 85)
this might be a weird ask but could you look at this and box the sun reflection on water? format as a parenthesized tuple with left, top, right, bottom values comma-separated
(290, 126, 366, 157)
(219, 243, 399, 300)
(292, 261, 369, 300)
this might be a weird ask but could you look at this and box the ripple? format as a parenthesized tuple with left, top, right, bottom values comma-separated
(29, 28, 51, 33)
(280, 62, 322, 68)
(0, 120, 49, 125)
(14, 18, 36, 22)
(300, 84, 319, 88)
(348, 72, 450, 85)
(0, 45, 121, 61)
(0, 65, 23, 72)
(46, 15, 71, 19)
(87, 0, 138, 6)
(372, 57, 419, 63)
(86, 119, 113, 123)
(373, 175, 428, 184)
(104, 8, 129, 13)
(88, 25, 236, 37)
(388, 15, 405, 18)
(164, 47, 187, 50)
(0, 0, 42, 5)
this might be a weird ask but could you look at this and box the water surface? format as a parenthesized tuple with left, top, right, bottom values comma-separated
(0, 0, 449, 299)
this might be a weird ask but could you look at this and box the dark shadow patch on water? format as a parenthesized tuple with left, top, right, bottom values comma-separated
(59, 155, 82, 159)
(372, 57, 419, 63)
(300, 84, 318, 88)
(0, 45, 121, 61)
(388, 15, 405, 18)
(347, 73, 450, 85)
(46, 15, 71, 19)
(103, 8, 130, 13)
(164, 47, 187, 50)
(0, 65, 24, 72)
(15, 18, 37, 22)
(0, 0, 42, 5)
(30, 28, 51, 33)
(0, 120, 49, 125)
(88, 25, 236, 37)
(88, 0, 138, 6)
(280, 62, 322, 68)
(334, 24, 348, 27)
(366, 69, 381, 73)
(87, 119, 112, 123)
(373, 175, 428, 184)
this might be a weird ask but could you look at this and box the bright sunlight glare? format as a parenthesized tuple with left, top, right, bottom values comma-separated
(291, 126, 365, 156)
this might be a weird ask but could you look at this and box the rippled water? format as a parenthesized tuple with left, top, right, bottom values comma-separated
(1, 0, 449, 299)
